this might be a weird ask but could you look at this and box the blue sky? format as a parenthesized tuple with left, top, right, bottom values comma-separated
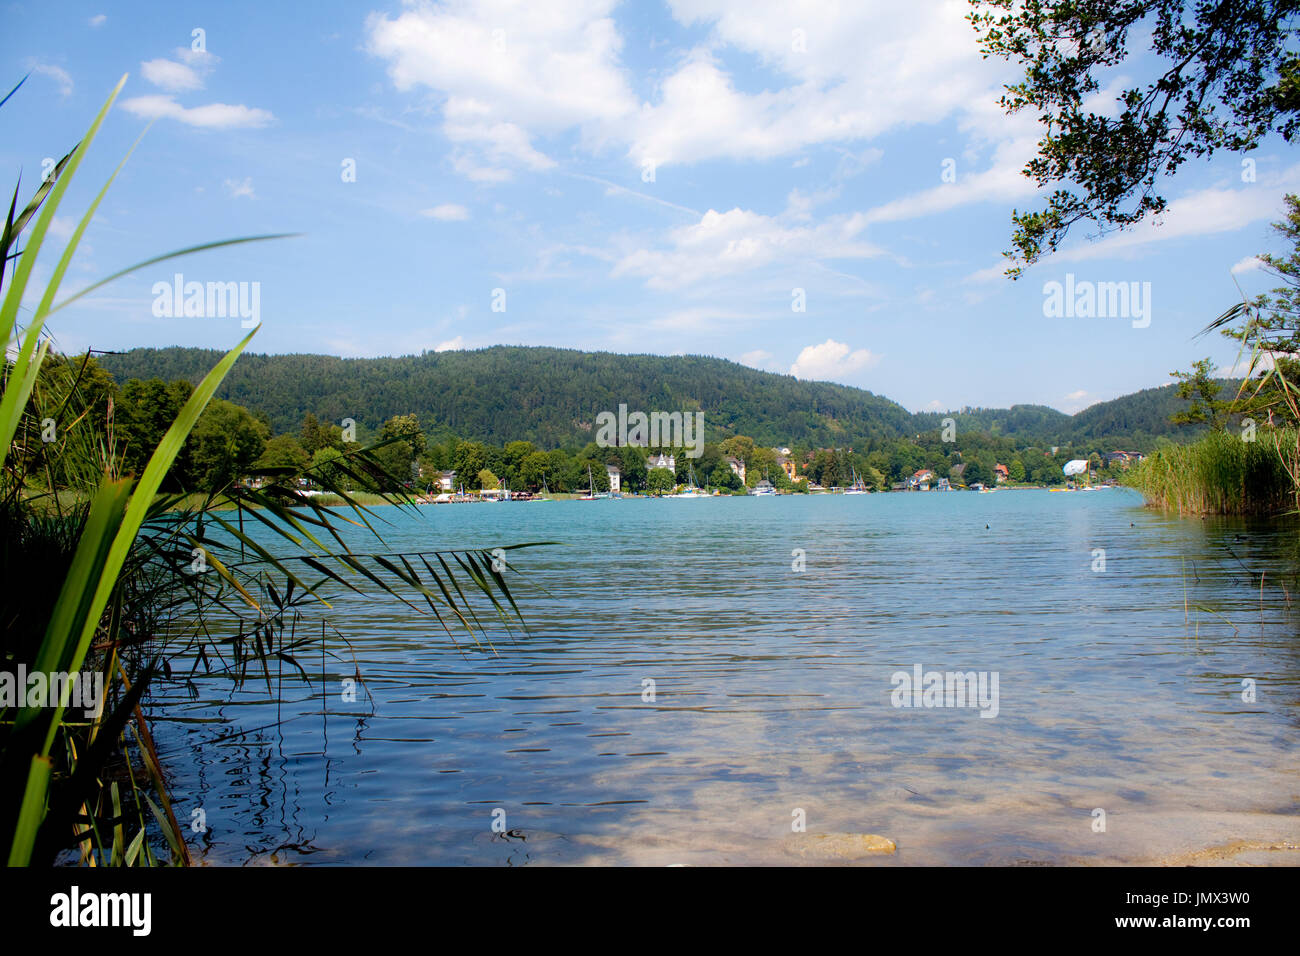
(3, 0, 1296, 415)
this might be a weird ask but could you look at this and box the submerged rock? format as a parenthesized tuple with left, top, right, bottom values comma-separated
(784, 833, 897, 860)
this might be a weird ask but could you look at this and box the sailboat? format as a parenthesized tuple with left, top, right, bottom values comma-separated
(668, 463, 707, 498)
(579, 464, 608, 500)
(843, 467, 869, 494)
(533, 477, 553, 502)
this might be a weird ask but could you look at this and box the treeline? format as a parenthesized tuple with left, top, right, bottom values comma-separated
(25, 353, 1174, 497)
(96, 346, 917, 451)
(95, 344, 1215, 453)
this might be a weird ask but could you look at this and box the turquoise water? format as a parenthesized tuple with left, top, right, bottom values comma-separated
(147, 490, 1300, 865)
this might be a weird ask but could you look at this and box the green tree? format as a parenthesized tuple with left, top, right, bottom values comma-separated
(187, 399, 270, 489)
(618, 445, 648, 491)
(477, 468, 499, 490)
(503, 440, 536, 472)
(1009, 458, 1026, 483)
(300, 413, 344, 454)
(311, 446, 346, 487)
(646, 467, 675, 495)
(971, 0, 1300, 275)
(255, 434, 311, 472)
(453, 440, 489, 484)
(1209, 195, 1300, 427)
(115, 377, 194, 481)
(1170, 357, 1232, 431)
(710, 464, 742, 490)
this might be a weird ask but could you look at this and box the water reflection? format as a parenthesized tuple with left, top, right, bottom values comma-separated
(147, 491, 1300, 865)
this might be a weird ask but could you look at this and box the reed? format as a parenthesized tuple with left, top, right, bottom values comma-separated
(2, 75, 546, 867)
(1130, 429, 1296, 515)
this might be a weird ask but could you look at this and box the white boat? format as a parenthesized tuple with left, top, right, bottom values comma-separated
(668, 464, 707, 498)
(843, 468, 869, 494)
(579, 465, 609, 500)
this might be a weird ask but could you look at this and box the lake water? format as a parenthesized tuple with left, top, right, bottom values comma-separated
(147, 489, 1300, 865)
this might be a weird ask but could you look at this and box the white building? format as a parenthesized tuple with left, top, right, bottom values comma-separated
(606, 464, 621, 494)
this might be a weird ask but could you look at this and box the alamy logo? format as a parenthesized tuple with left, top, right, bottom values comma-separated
(152, 273, 260, 328)
(1042, 274, 1151, 328)
(890, 664, 999, 718)
(594, 404, 705, 458)
(50, 886, 151, 936)
(0, 667, 103, 718)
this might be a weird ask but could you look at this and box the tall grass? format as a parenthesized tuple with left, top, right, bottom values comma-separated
(1130, 429, 1296, 515)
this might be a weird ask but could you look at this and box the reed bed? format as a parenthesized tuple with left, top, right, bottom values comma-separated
(1130, 429, 1297, 515)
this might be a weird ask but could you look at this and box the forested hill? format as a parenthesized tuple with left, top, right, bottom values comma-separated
(909, 381, 1238, 448)
(96, 345, 1228, 449)
(1068, 381, 1238, 446)
(95, 346, 917, 449)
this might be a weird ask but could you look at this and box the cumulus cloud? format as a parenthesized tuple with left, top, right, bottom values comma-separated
(435, 336, 466, 352)
(367, 0, 635, 178)
(627, 0, 1009, 166)
(421, 203, 470, 221)
(31, 64, 73, 97)
(789, 339, 877, 381)
(125, 48, 268, 128)
(141, 58, 205, 92)
(613, 206, 883, 288)
(120, 95, 274, 128)
(365, 0, 1015, 180)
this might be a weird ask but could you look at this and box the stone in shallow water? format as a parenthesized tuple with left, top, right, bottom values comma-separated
(784, 833, 897, 860)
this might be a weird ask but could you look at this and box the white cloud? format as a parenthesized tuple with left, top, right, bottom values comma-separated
(435, 336, 466, 352)
(120, 96, 274, 128)
(1232, 256, 1265, 274)
(365, 0, 1016, 181)
(966, 260, 1014, 283)
(224, 177, 255, 199)
(739, 348, 773, 368)
(141, 58, 204, 92)
(421, 203, 470, 221)
(857, 134, 1039, 227)
(1052, 167, 1300, 263)
(366, 0, 635, 177)
(625, 0, 1010, 167)
(31, 64, 73, 97)
(789, 339, 877, 381)
(613, 206, 883, 288)
(88, 14, 106, 27)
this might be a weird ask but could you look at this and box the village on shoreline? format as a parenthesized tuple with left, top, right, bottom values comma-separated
(405, 446, 1143, 503)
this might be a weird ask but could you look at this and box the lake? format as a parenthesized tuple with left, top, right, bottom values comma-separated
(146, 489, 1300, 865)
